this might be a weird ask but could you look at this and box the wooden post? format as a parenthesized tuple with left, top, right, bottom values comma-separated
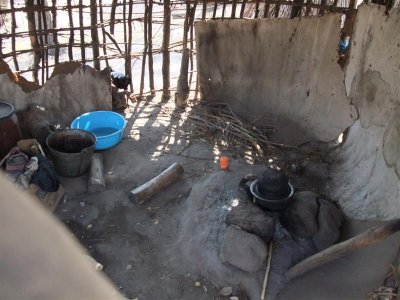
(285, 219, 400, 281)
(99, 0, 109, 68)
(41, 0, 49, 80)
(79, 0, 86, 64)
(51, 0, 59, 65)
(10, 0, 19, 71)
(162, 0, 171, 101)
(290, 0, 304, 18)
(202, 1, 207, 19)
(255, 0, 260, 18)
(129, 163, 184, 204)
(67, 0, 74, 61)
(231, 0, 237, 18)
(175, 1, 191, 108)
(37, 0, 45, 84)
(212, 0, 218, 19)
(188, 1, 197, 88)
(222, 0, 227, 18)
(240, 0, 247, 18)
(90, 0, 100, 70)
(126, 0, 133, 92)
(264, 0, 270, 18)
(147, 0, 155, 96)
(274, 2, 280, 18)
(139, 0, 148, 98)
(110, 0, 118, 35)
(26, 0, 40, 84)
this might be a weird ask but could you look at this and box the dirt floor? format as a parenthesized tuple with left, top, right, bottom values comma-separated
(55, 98, 400, 300)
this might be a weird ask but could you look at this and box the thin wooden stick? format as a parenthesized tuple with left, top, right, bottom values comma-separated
(264, 0, 271, 17)
(202, 1, 207, 19)
(148, 0, 155, 96)
(222, 0, 227, 18)
(255, 0, 260, 18)
(286, 219, 400, 281)
(37, 0, 45, 84)
(212, 0, 218, 19)
(162, 0, 171, 101)
(188, 1, 197, 88)
(261, 241, 273, 300)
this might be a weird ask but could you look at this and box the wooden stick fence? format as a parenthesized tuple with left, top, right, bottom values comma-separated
(0, 0, 357, 105)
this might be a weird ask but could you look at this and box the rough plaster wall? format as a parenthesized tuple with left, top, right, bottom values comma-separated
(195, 16, 356, 145)
(330, 5, 400, 220)
(0, 61, 112, 125)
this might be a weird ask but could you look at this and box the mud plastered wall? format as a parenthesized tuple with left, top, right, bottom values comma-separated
(0, 61, 112, 125)
(195, 16, 356, 145)
(330, 5, 400, 220)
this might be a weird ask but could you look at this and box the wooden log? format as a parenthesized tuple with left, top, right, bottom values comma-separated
(88, 153, 106, 193)
(162, 0, 171, 101)
(129, 163, 184, 204)
(90, 0, 101, 70)
(285, 219, 400, 281)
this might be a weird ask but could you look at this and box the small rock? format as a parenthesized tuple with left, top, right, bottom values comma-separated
(219, 286, 233, 296)
(126, 264, 132, 271)
(280, 191, 319, 238)
(226, 197, 275, 243)
(313, 198, 343, 251)
(230, 297, 239, 300)
(195, 281, 201, 287)
(220, 226, 268, 273)
(203, 285, 208, 293)
(86, 224, 93, 229)
(80, 201, 86, 207)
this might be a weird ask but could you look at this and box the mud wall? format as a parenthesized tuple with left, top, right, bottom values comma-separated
(195, 16, 356, 145)
(0, 61, 112, 125)
(329, 5, 400, 220)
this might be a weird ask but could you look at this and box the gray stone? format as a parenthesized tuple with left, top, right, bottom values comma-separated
(280, 191, 319, 238)
(313, 198, 343, 251)
(220, 226, 268, 273)
(226, 198, 275, 243)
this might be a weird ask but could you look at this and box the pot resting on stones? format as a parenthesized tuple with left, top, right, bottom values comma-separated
(241, 168, 294, 212)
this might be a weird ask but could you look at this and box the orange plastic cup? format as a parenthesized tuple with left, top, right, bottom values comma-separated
(219, 156, 229, 170)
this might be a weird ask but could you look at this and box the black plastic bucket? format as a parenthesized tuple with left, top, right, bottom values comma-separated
(47, 129, 96, 177)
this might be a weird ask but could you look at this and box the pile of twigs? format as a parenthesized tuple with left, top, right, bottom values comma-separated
(187, 103, 277, 159)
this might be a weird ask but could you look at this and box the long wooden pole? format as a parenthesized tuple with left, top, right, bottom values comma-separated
(10, 0, 19, 71)
(26, 0, 40, 84)
(79, 0, 86, 64)
(41, 0, 49, 80)
(98, 0, 109, 68)
(127, 0, 133, 92)
(67, 0, 74, 61)
(139, 0, 148, 98)
(147, 0, 155, 96)
(162, 0, 171, 101)
(286, 219, 400, 281)
(51, 0, 59, 65)
(90, 0, 100, 70)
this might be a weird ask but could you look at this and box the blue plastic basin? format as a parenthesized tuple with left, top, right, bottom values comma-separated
(71, 111, 127, 150)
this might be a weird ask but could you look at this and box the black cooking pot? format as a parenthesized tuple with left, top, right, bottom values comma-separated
(250, 180, 294, 211)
